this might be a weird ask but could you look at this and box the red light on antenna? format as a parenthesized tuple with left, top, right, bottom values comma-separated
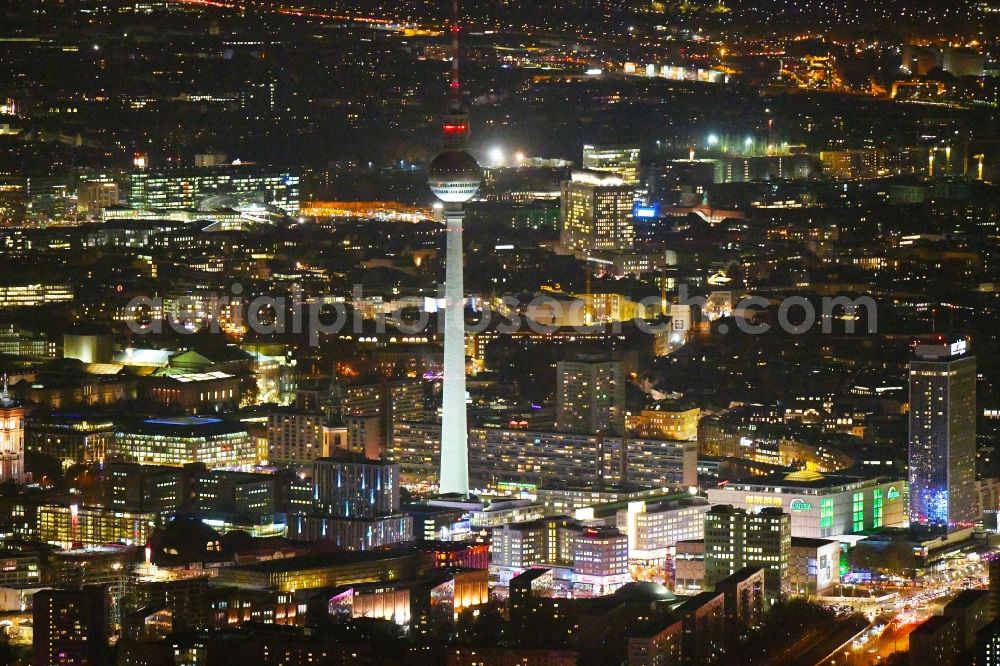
(451, 25, 460, 34)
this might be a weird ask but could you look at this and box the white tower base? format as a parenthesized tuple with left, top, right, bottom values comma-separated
(439, 203, 469, 496)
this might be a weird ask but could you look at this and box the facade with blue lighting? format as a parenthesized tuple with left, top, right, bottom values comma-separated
(908, 342, 977, 531)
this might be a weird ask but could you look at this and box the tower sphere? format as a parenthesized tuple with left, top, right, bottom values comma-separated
(428, 150, 482, 203)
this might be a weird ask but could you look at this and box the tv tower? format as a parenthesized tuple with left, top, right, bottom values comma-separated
(427, 0, 481, 497)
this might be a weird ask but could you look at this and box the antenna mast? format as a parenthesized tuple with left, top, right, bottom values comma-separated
(450, 0, 461, 109)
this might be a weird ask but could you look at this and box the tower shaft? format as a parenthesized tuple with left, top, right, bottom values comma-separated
(439, 203, 469, 496)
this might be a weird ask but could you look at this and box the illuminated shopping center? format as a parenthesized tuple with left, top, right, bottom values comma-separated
(705, 470, 907, 539)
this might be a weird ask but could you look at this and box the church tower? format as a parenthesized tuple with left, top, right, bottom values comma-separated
(0, 379, 25, 483)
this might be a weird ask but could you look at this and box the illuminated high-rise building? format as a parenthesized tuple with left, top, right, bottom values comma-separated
(976, 620, 1000, 666)
(555, 360, 624, 434)
(427, 0, 482, 497)
(313, 455, 400, 518)
(0, 381, 25, 483)
(32, 585, 111, 666)
(582, 143, 641, 185)
(560, 171, 635, 255)
(570, 526, 630, 596)
(908, 340, 977, 531)
(704, 505, 790, 600)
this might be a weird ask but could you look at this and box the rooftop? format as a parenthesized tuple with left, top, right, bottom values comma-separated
(144, 416, 224, 426)
(586, 493, 706, 517)
(225, 547, 421, 574)
(612, 581, 676, 603)
(914, 339, 971, 361)
(510, 567, 552, 584)
(497, 516, 573, 532)
(114, 348, 175, 366)
(675, 591, 722, 614)
(150, 370, 235, 383)
(725, 470, 897, 491)
(911, 614, 955, 636)
(944, 589, 990, 611)
(791, 537, 840, 549)
(120, 416, 247, 438)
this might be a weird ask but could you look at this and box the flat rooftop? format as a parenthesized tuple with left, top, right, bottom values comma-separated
(722, 470, 898, 492)
(791, 537, 839, 549)
(224, 547, 421, 574)
(120, 416, 247, 437)
(151, 371, 235, 383)
(144, 416, 224, 426)
(911, 614, 954, 636)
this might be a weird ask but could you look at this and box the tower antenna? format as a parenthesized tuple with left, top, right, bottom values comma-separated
(440, 0, 470, 150)
(450, 0, 461, 110)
